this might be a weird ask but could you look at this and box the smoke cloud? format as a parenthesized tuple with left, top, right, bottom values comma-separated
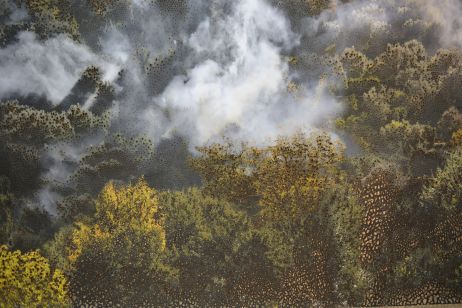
(2, 0, 462, 144)
(418, 0, 462, 49)
(146, 0, 340, 145)
(2, 0, 462, 211)
(0, 31, 119, 105)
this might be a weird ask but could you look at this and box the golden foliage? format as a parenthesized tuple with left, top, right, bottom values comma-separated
(253, 134, 343, 220)
(26, 0, 79, 39)
(95, 179, 163, 234)
(69, 179, 166, 263)
(192, 133, 344, 221)
(88, 0, 119, 16)
(0, 245, 68, 307)
(66, 179, 171, 305)
(190, 141, 257, 205)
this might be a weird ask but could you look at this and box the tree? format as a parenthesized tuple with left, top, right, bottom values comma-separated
(0, 245, 69, 307)
(0, 176, 13, 246)
(25, 0, 79, 40)
(192, 133, 345, 305)
(159, 188, 274, 305)
(192, 133, 343, 213)
(335, 41, 462, 176)
(0, 100, 107, 195)
(418, 147, 462, 294)
(64, 179, 175, 306)
(423, 146, 462, 211)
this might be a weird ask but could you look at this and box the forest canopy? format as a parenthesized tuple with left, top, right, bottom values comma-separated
(0, 0, 462, 306)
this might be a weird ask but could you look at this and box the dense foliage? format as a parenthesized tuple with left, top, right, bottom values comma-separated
(0, 0, 461, 306)
(0, 245, 68, 307)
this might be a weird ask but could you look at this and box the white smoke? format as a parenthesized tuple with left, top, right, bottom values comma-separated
(299, 0, 462, 55)
(2, 0, 461, 212)
(37, 136, 106, 214)
(418, 0, 462, 49)
(1, 0, 29, 24)
(0, 31, 120, 105)
(144, 0, 341, 146)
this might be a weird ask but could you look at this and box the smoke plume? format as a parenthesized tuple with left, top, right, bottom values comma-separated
(0, 31, 119, 105)
(2, 0, 462, 211)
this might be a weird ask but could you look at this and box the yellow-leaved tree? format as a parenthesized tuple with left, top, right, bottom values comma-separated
(191, 133, 345, 304)
(192, 133, 344, 220)
(0, 245, 68, 307)
(66, 178, 174, 306)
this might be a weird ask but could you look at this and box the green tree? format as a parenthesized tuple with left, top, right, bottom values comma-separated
(159, 188, 275, 305)
(335, 41, 462, 176)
